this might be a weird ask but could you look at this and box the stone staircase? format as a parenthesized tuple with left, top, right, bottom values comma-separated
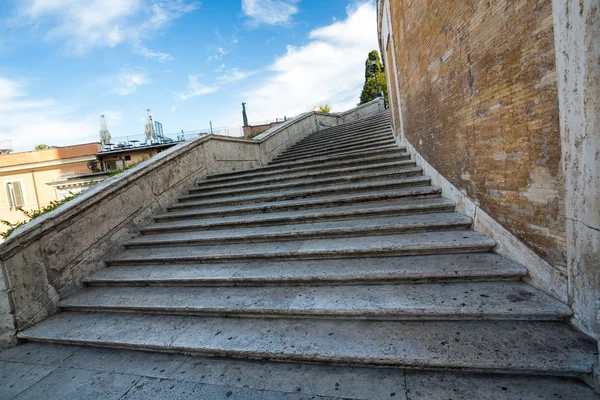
(19, 112, 597, 383)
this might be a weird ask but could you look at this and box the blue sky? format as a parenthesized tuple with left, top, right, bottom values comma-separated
(0, 0, 378, 152)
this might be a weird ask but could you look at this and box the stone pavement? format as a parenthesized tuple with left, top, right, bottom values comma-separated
(1, 342, 598, 400)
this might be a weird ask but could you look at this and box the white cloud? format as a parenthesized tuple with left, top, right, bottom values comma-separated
(217, 69, 256, 83)
(19, 0, 197, 56)
(176, 75, 218, 100)
(113, 70, 151, 96)
(135, 45, 173, 63)
(207, 47, 228, 61)
(242, 0, 299, 26)
(0, 76, 97, 152)
(242, 1, 378, 119)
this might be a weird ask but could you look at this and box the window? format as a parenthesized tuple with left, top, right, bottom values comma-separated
(6, 181, 25, 208)
(104, 160, 125, 171)
(124, 155, 131, 161)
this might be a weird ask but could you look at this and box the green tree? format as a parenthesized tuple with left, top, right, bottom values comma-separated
(317, 104, 331, 113)
(34, 144, 51, 150)
(359, 50, 388, 105)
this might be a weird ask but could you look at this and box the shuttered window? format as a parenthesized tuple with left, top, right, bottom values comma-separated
(6, 181, 25, 208)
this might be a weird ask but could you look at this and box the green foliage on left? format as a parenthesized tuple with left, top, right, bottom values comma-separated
(34, 144, 51, 150)
(108, 157, 149, 177)
(359, 50, 388, 105)
(0, 192, 81, 239)
(247, 129, 266, 139)
(316, 104, 332, 113)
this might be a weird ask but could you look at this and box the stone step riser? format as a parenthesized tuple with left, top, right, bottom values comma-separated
(278, 139, 396, 160)
(86, 254, 528, 287)
(194, 161, 418, 192)
(208, 148, 407, 180)
(299, 120, 391, 142)
(85, 275, 523, 287)
(17, 336, 588, 377)
(58, 281, 571, 322)
(107, 246, 493, 266)
(56, 307, 568, 322)
(19, 313, 595, 377)
(291, 130, 392, 150)
(183, 168, 423, 201)
(157, 188, 442, 221)
(271, 145, 405, 165)
(148, 201, 455, 232)
(125, 220, 472, 249)
(288, 130, 393, 151)
(201, 153, 412, 187)
(170, 178, 431, 209)
(273, 143, 397, 163)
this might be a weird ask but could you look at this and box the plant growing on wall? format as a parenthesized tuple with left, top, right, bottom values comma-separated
(0, 192, 81, 239)
(316, 104, 331, 113)
(359, 50, 388, 105)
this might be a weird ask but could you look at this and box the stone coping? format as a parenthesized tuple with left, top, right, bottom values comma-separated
(0, 134, 257, 259)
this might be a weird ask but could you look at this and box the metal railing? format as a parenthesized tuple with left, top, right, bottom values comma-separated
(107, 124, 245, 150)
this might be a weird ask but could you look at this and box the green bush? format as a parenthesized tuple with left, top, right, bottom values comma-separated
(0, 192, 80, 239)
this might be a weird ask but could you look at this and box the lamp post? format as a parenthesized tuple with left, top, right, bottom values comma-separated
(368, 54, 381, 100)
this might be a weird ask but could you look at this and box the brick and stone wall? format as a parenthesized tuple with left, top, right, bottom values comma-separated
(382, 0, 566, 273)
(379, 0, 600, 338)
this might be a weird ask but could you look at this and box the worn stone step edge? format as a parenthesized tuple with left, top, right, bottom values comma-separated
(195, 160, 418, 192)
(300, 117, 391, 140)
(208, 147, 407, 180)
(106, 231, 496, 265)
(283, 131, 394, 154)
(299, 118, 391, 141)
(276, 140, 397, 161)
(290, 131, 393, 153)
(85, 253, 528, 286)
(18, 312, 597, 376)
(126, 213, 473, 248)
(268, 146, 406, 168)
(184, 167, 423, 200)
(273, 143, 398, 163)
(149, 198, 455, 232)
(57, 281, 572, 321)
(202, 152, 411, 186)
(171, 176, 432, 210)
(294, 122, 392, 142)
(157, 186, 442, 221)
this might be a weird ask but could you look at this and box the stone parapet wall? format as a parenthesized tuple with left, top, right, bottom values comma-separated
(0, 98, 385, 345)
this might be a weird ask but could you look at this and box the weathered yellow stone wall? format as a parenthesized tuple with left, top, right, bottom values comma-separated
(382, 0, 566, 273)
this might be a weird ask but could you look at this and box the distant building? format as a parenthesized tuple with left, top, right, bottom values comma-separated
(0, 143, 101, 234)
(96, 142, 178, 172)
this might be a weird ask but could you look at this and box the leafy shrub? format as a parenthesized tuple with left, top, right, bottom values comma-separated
(1, 192, 80, 239)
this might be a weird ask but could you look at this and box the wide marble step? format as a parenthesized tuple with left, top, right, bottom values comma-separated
(127, 213, 472, 248)
(172, 176, 432, 209)
(108, 231, 496, 265)
(59, 281, 571, 321)
(194, 159, 417, 192)
(207, 147, 407, 181)
(158, 186, 442, 221)
(184, 167, 423, 200)
(18, 312, 597, 376)
(86, 253, 527, 287)
(273, 142, 398, 163)
(288, 128, 392, 151)
(279, 135, 394, 158)
(150, 198, 455, 231)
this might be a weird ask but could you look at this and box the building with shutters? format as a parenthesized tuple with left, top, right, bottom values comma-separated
(0, 143, 101, 237)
